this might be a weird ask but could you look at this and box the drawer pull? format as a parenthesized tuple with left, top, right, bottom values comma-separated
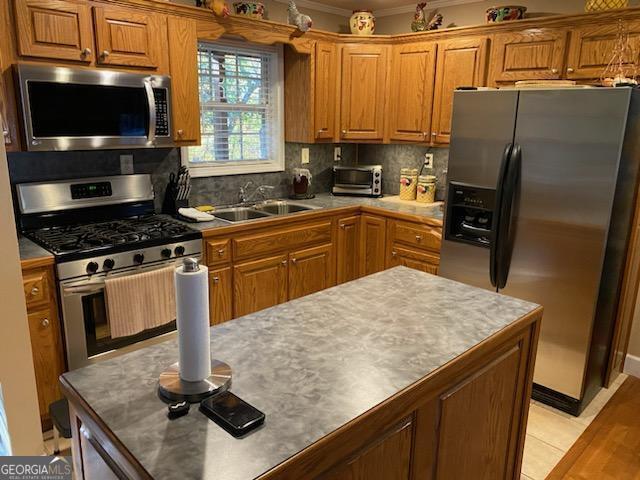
(212, 276, 220, 284)
(31, 287, 39, 295)
(281, 260, 288, 266)
(392, 251, 397, 257)
(567, 67, 575, 73)
(339, 224, 346, 229)
(291, 258, 297, 264)
(41, 318, 50, 327)
(415, 235, 423, 241)
(551, 68, 558, 74)
(218, 249, 225, 256)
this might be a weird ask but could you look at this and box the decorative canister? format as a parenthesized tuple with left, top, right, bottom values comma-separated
(350, 10, 375, 35)
(233, 2, 265, 19)
(485, 5, 527, 22)
(417, 175, 437, 204)
(400, 168, 418, 201)
(584, 0, 628, 11)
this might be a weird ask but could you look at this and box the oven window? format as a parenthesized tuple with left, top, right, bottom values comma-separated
(28, 82, 149, 137)
(82, 292, 175, 358)
(334, 169, 373, 187)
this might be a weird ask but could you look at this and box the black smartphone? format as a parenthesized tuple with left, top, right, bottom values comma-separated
(200, 391, 265, 437)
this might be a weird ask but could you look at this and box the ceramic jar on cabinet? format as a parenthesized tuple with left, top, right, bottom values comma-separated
(350, 10, 375, 35)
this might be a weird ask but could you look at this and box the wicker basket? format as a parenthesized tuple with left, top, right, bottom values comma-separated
(585, 0, 629, 12)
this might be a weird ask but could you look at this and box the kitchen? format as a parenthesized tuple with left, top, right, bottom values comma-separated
(1, 0, 640, 479)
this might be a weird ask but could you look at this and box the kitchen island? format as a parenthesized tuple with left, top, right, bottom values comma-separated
(61, 267, 542, 480)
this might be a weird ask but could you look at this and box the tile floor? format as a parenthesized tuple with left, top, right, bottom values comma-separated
(521, 373, 629, 480)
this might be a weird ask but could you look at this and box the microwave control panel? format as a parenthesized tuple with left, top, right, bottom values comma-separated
(154, 89, 170, 137)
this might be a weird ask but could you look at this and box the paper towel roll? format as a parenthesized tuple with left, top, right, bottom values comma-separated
(175, 259, 211, 382)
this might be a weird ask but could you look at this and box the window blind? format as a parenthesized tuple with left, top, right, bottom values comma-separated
(189, 40, 280, 165)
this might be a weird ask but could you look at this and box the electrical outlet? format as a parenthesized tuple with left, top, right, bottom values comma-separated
(120, 154, 134, 174)
(334, 146, 342, 162)
(424, 153, 434, 169)
(301, 148, 310, 164)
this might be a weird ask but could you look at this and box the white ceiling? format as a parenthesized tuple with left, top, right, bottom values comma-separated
(278, 0, 478, 17)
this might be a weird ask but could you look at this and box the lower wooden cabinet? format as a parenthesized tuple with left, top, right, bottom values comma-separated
(336, 215, 360, 284)
(233, 255, 288, 318)
(209, 266, 232, 325)
(289, 244, 335, 300)
(388, 244, 439, 275)
(360, 215, 386, 277)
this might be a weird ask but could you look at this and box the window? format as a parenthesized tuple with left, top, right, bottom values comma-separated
(183, 39, 284, 177)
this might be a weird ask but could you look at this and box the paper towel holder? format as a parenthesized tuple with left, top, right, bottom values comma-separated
(158, 359, 232, 403)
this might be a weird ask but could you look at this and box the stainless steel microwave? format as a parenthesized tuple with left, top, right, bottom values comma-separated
(16, 64, 174, 151)
(333, 165, 383, 197)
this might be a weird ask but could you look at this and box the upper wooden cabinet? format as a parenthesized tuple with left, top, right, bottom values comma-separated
(431, 36, 489, 145)
(387, 42, 437, 143)
(489, 29, 568, 83)
(314, 41, 338, 141)
(93, 6, 167, 70)
(14, 0, 94, 63)
(340, 44, 390, 141)
(167, 16, 201, 145)
(566, 21, 640, 79)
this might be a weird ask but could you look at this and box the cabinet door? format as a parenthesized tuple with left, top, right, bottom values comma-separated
(387, 244, 439, 275)
(489, 29, 568, 83)
(336, 216, 361, 284)
(14, 0, 94, 63)
(93, 6, 167, 70)
(387, 42, 437, 143)
(360, 215, 386, 277)
(566, 22, 640, 80)
(27, 309, 64, 423)
(289, 244, 335, 300)
(209, 267, 232, 325)
(233, 255, 288, 317)
(314, 41, 337, 140)
(432, 37, 488, 145)
(340, 45, 389, 141)
(168, 16, 201, 144)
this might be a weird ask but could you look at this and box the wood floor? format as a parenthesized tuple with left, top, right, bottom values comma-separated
(546, 376, 640, 480)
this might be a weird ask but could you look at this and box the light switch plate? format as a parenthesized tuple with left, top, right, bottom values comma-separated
(301, 147, 310, 164)
(120, 154, 134, 174)
(424, 153, 434, 169)
(334, 147, 342, 162)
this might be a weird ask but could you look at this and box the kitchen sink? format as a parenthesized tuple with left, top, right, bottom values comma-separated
(253, 201, 317, 215)
(214, 207, 272, 223)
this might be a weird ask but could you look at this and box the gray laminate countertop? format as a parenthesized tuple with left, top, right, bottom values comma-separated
(62, 267, 539, 480)
(180, 193, 444, 232)
(18, 235, 54, 264)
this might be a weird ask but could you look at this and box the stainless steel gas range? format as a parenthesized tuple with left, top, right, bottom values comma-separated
(16, 174, 202, 370)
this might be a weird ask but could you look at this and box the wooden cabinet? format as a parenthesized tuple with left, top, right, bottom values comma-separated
(386, 220, 442, 275)
(289, 244, 335, 300)
(340, 45, 390, 141)
(167, 16, 201, 145)
(566, 21, 640, 80)
(93, 6, 167, 70)
(388, 245, 439, 275)
(336, 215, 361, 284)
(359, 215, 386, 277)
(209, 266, 232, 325)
(233, 254, 288, 318)
(387, 42, 437, 143)
(14, 0, 94, 63)
(431, 36, 488, 145)
(314, 41, 338, 141)
(21, 264, 65, 430)
(489, 29, 568, 83)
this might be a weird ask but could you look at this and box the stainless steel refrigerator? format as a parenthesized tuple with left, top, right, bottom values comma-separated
(439, 88, 640, 415)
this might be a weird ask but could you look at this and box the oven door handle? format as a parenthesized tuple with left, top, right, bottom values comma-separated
(144, 77, 157, 145)
(63, 284, 105, 295)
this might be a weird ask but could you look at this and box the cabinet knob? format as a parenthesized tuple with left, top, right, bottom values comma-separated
(392, 251, 397, 257)
(341, 130, 347, 135)
(551, 68, 558, 74)
(281, 260, 288, 266)
(291, 258, 297, 264)
(177, 129, 184, 136)
(567, 67, 575, 73)
(218, 249, 225, 256)
(431, 132, 437, 137)
(31, 287, 39, 295)
(415, 235, 423, 241)
(2, 129, 9, 145)
(101, 50, 110, 58)
(339, 224, 346, 229)
(212, 276, 220, 284)
(41, 318, 49, 327)
(81, 47, 92, 57)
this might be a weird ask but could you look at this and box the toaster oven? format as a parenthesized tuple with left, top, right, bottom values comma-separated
(333, 165, 383, 197)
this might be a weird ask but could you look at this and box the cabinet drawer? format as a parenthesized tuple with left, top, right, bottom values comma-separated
(234, 222, 332, 261)
(392, 221, 442, 252)
(205, 239, 231, 266)
(23, 269, 49, 309)
(388, 244, 439, 275)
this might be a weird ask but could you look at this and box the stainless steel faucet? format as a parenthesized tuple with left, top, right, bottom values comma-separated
(238, 181, 276, 204)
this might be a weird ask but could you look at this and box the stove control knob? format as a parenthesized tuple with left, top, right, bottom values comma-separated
(103, 258, 115, 270)
(174, 246, 185, 256)
(86, 262, 99, 274)
(161, 248, 172, 259)
(133, 253, 145, 265)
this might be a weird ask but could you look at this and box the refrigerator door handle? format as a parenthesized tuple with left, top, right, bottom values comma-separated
(495, 144, 522, 289)
(490, 143, 514, 287)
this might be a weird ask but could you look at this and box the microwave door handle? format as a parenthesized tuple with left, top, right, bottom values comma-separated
(144, 77, 156, 145)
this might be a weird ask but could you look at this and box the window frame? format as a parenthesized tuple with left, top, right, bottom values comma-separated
(182, 39, 285, 178)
